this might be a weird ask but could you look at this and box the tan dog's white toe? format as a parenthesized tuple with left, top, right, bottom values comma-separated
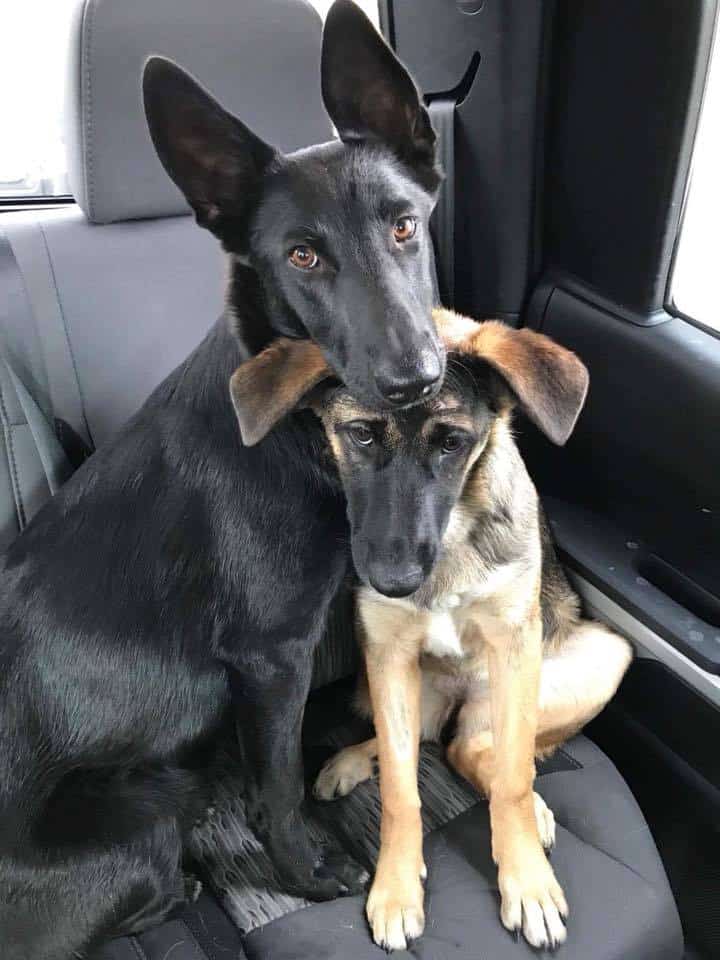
(499, 848, 568, 950)
(541, 893, 569, 946)
(366, 878, 425, 952)
(533, 791, 556, 851)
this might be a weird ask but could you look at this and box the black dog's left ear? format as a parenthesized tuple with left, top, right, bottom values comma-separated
(321, 0, 439, 190)
(435, 310, 589, 446)
(143, 57, 277, 248)
(229, 339, 332, 446)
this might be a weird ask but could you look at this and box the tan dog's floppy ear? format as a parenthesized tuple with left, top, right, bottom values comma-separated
(434, 308, 589, 445)
(229, 339, 331, 446)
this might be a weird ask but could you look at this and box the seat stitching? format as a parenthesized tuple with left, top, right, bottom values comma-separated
(2, 226, 53, 415)
(133, 926, 207, 960)
(129, 936, 147, 960)
(81, 0, 98, 220)
(35, 221, 95, 449)
(76, 0, 90, 214)
(174, 924, 210, 960)
(555, 747, 583, 771)
(550, 814, 660, 888)
(0, 379, 27, 530)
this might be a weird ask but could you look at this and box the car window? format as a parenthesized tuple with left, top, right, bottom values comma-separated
(0, 0, 77, 198)
(671, 26, 720, 332)
(0, 0, 379, 201)
(311, 0, 378, 26)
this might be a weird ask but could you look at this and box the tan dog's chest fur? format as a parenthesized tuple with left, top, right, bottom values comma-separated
(356, 416, 549, 738)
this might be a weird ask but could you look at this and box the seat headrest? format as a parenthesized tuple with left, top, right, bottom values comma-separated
(64, 0, 333, 224)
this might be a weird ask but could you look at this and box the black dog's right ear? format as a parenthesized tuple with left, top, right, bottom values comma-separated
(229, 339, 332, 446)
(321, 1, 440, 190)
(143, 58, 277, 247)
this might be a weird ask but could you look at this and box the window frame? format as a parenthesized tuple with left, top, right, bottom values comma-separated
(665, 8, 720, 341)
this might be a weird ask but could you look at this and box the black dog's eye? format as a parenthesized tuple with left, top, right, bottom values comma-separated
(441, 433, 467, 455)
(347, 423, 375, 448)
(392, 216, 417, 243)
(289, 245, 319, 270)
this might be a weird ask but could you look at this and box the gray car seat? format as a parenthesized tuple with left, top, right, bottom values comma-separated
(0, 2, 683, 959)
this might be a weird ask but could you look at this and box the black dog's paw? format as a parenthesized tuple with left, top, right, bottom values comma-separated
(318, 846, 370, 896)
(258, 804, 368, 901)
(280, 865, 347, 902)
(278, 845, 369, 902)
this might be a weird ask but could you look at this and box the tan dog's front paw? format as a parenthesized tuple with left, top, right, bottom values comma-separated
(313, 745, 376, 800)
(498, 849, 568, 950)
(366, 870, 425, 951)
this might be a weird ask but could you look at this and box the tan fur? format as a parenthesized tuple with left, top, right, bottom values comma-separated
(347, 493, 631, 949)
(363, 645, 426, 951)
(228, 309, 629, 950)
(434, 308, 589, 445)
(229, 339, 330, 446)
(308, 311, 630, 951)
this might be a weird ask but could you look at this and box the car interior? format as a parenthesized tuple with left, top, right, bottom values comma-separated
(0, 1, 718, 958)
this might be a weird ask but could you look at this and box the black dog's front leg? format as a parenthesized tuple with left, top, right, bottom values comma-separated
(229, 636, 368, 901)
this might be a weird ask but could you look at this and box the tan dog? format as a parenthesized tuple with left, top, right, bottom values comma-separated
(230, 309, 633, 952)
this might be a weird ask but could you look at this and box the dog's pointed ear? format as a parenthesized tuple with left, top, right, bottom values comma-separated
(321, 1, 439, 190)
(143, 57, 277, 247)
(229, 339, 332, 446)
(435, 310, 589, 445)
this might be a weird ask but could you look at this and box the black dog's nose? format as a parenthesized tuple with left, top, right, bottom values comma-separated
(375, 356, 442, 406)
(367, 563, 425, 598)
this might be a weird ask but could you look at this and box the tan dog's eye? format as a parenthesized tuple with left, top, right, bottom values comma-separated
(289, 245, 319, 270)
(347, 423, 374, 447)
(392, 216, 417, 243)
(441, 433, 467, 455)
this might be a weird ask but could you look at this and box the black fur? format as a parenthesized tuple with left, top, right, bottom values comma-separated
(144, 4, 444, 408)
(0, 3, 441, 957)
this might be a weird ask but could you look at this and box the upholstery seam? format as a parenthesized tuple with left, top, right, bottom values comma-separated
(129, 935, 147, 960)
(0, 379, 27, 530)
(176, 923, 210, 960)
(81, 0, 98, 221)
(35, 221, 95, 448)
(2, 226, 53, 413)
(179, 911, 234, 960)
(555, 747, 583, 771)
(551, 812, 660, 888)
(77, 0, 89, 216)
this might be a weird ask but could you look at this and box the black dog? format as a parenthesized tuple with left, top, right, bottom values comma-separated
(0, 3, 443, 958)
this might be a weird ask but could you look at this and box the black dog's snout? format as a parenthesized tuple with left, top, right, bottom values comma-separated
(380, 380, 434, 406)
(367, 562, 425, 598)
(375, 352, 443, 406)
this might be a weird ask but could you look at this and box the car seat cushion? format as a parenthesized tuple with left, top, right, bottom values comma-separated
(166, 683, 683, 960)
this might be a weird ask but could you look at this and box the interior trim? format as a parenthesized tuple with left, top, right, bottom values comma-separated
(570, 572, 720, 709)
